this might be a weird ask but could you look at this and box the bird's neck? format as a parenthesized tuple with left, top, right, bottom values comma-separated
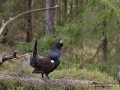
(52, 45, 60, 50)
(53, 58, 60, 65)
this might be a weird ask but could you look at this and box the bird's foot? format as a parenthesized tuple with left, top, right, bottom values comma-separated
(41, 78, 47, 82)
(46, 78, 55, 82)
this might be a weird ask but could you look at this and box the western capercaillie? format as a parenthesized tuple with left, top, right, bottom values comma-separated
(47, 40, 63, 71)
(30, 40, 63, 79)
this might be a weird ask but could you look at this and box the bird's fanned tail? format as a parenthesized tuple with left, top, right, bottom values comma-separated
(33, 40, 37, 58)
(30, 40, 38, 68)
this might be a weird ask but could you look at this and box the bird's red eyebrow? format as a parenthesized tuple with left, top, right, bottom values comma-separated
(55, 42, 59, 44)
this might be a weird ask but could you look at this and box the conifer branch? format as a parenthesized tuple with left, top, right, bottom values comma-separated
(0, 4, 63, 35)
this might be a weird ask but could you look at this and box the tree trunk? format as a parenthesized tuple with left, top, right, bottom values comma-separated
(102, 36, 108, 61)
(70, 1, 73, 13)
(45, 0, 56, 35)
(75, 0, 78, 15)
(64, 0, 68, 20)
(26, 0, 34, 42)
(102, 19, 108, 61)
(64, 0, 68, 13)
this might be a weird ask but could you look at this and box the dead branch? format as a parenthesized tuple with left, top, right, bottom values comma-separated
(0, 4, 63, 35)
(0, 73, 112, 89)
(0, 50, 18, 65)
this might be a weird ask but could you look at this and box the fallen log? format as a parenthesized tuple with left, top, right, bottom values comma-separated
(0, 50, 18, 65)
(0, 73, 112, 89)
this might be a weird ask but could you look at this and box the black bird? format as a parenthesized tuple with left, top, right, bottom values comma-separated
(47, 40, 63, 71)
(30, 40, 63, 79)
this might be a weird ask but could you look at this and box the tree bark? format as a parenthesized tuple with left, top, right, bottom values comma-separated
(64, 0, 68, 14)
(102, 19, 108, 61)
(26, 0, 34, 42)
(45, 0, 56, 35)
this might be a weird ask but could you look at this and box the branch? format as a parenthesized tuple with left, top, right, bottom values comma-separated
(0, 4, 63, 35)
(0, 50, 18, 65)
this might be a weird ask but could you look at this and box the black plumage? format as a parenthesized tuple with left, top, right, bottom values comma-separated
(47, 41, 63, 59)
(32, 58, 55, 79)
(30, 40, 63, 79)
(47, 41, 63, 71)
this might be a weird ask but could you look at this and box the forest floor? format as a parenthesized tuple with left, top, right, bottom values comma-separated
(0, 52, 119, 90)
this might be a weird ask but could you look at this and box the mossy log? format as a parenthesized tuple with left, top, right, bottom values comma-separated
(0, 73, 112, 89)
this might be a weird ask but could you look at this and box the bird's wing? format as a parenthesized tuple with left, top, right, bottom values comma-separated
(35, 59, 55, 72)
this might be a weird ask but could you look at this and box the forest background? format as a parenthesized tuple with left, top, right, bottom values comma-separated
(0, 0, 120, 90)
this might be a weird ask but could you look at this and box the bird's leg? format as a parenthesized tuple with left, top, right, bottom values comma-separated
(41, 73, 44, 78)
(41, 73, 46, 82)
(41, 73, 46, 81)
(45, 73, 52, 81)
(45, 73, 54, 82)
